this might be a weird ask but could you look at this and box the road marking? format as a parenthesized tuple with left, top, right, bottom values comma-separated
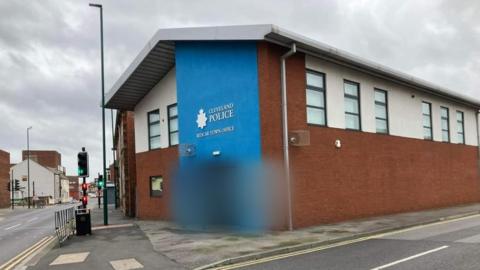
(370, 245, 449, 270)
(0, 236, 54, 270)
(203, 214, 480, 270)
(27, 217, 38, 223)
(5, 224, 21, 230)
(455, 233, 480, 243)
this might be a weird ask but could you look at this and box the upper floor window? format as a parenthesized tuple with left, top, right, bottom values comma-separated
(168, 104, 179, 146)
(456, 111, 465, 144)
(374, 89, 388, 134)
(344, 80, 361, 130)
(440, 107, 450, 142)
(422, 102, 432, 140)
(306, 70, 326, 126)
(148, 109, 161, 150)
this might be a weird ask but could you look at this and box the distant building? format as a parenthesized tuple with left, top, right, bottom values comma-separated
(113, 110, 137, 217)
(10, 159, 69, 205)
(67, 176, 79, 200)
(0, 150, 10, 208)
(22, 150, 61, 169)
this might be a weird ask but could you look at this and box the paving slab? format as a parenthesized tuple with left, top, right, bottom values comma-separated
(50, 252, 89, 265)
(27, 204, 186, 270)
(110, 258, 144, 270)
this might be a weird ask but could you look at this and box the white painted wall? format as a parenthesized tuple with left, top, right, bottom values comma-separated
(134, 68, 177, 153)
(306, 55, 479, 146)
(10, 160, 56, 201)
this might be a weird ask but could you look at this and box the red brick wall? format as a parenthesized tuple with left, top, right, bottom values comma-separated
(115, 111, 137, 217)
(257, 41, 480, 228)
(135, 146, 178, 219)
(0, 150, 10, 208)
(22, 150, 61, 169)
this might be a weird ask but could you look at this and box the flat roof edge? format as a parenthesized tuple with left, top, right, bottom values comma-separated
(268, 26, 480, 109)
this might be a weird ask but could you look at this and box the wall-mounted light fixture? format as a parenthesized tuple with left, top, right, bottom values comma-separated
(335, 139, 341, 149)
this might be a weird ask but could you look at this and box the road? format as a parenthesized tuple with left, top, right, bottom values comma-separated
(0, 204, 74, 266)
(236, 214, 480, 270)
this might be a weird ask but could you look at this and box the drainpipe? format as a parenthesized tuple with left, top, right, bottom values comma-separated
(477, 110, 480, 174)
(281, 43, 296, 231)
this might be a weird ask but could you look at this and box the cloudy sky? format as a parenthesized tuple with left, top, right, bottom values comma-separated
(0, 0, 479, 182)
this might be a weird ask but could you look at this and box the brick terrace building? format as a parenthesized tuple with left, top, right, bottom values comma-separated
(0, 150, 10, 208)
(105, 25, 480, 229)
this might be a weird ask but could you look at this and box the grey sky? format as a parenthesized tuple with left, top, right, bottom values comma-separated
(0, 0, 479, 181)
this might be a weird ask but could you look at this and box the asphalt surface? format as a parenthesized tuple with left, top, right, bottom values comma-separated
(239, 215, 480, 270)
(0, 204, 74, 266)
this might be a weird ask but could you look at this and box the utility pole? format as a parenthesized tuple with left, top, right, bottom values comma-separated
(32, 181, 35, 208)
(27, 126, 32, 209)
(11, 172, 14, 210)
(89, 3, 108, 225)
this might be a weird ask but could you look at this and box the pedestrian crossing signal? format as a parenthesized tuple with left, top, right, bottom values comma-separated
(82, 195, 88, 206)
(97, 174, 104, 190)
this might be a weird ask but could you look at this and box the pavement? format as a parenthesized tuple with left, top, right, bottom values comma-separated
(0, 204, 73, 266)
(26, 202, 186, 270)
(136, 203, 480, 269)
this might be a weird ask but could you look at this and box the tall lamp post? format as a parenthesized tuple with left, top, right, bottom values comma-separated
(27, 126, 32, 209)
(89, 3, 108, 225)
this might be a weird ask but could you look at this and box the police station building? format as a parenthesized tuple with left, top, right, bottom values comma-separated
(106, 25, 480, 230)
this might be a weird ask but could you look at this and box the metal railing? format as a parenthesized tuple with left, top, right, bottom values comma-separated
(54, 206, 76, 244)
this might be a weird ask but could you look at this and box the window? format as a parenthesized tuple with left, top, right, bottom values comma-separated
(306, 70, 326, 125)
(456, 111, 465, 144)
(422, 102, 432, 140)
(168, 104, 179, 146)
(344, 80, 361, 130)
(440, 107, 450, 142)
(150, 176, 163, 197)
(148, 109, 160, 150)
(374, 89, 388, 134)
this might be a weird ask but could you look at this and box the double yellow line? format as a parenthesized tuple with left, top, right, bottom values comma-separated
(0, 235, 55, 270)
(208, 213, 480, 270)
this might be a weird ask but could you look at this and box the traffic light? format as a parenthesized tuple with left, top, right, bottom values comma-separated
(14, 179, 20, 191)
(77, 151, 89, 177)
(6, 182, 10, 191)
(82, 195, 88, 206)
(97, 174, 104, 190)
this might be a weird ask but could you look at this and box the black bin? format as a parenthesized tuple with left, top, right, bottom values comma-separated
(75, 209, 92, 235)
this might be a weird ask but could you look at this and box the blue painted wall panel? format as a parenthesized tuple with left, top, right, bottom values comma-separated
(175, 41, 261, 162)
(173, 41, 268, 230)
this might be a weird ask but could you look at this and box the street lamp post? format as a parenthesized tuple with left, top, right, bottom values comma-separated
(89, 3, 108, 225)
(27, 126, 32, 209)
